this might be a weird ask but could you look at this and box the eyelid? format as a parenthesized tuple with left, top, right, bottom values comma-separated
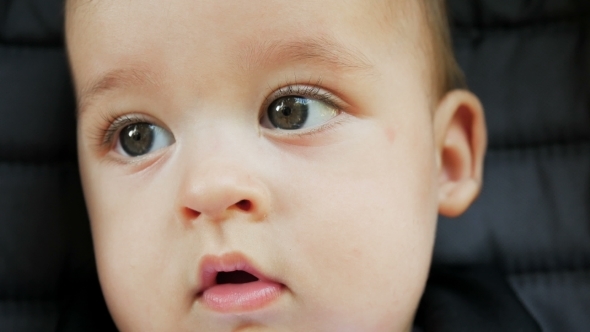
(101, 114, 152, 148)
(261, 84, 344, 117)
(263, 114, 351, 139)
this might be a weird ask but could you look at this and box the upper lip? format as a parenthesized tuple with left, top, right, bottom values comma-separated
(196, 252, 277, 296)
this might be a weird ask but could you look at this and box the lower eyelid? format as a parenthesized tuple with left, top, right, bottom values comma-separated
(264, 111, 348, 139)
(300, 112, 347, 135)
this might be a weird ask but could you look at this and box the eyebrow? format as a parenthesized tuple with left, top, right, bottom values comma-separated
(76, 36, 373, 115)
(239, 35, 374, 73)
(77, 68, 162, 116)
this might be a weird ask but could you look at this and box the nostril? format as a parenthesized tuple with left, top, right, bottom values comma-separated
(183, 208, 201, 219)
(236, 200, 252, 212)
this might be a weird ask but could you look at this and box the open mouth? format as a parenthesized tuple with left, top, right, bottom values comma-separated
(197, 270, 262, 297)
(196, 253, 284, 313)
(215, 270, 259, 285)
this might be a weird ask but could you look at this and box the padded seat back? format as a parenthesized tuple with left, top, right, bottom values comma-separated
(0, 1, 114, 330)
(434, 1, 590, 330)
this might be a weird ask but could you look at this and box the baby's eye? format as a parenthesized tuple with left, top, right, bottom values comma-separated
(115, 122, 175, 157)
(262, 96, 339, 130)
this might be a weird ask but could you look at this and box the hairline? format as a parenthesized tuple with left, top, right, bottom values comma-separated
(65, 0, 466, 102)
(418, 0, 467, 96)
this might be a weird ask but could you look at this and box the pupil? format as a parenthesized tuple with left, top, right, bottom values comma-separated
(131, 130, 142, 141)
(267, 96, 309, 130)
(281, 106, 292, 116)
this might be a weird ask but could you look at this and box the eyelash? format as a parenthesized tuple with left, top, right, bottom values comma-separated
(96, 81, 344, 148)
(98, 113, 150, 148)
(262, 83, 342, 112)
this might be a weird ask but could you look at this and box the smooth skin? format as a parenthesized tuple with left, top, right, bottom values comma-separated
(67, 0, 486, 331)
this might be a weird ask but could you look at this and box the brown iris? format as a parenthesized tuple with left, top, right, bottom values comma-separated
(267, 96, 309, 130)
(120, 123, 155, 156)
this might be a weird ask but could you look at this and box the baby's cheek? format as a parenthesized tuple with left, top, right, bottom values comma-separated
(281, 150, 434, 327)
(293, 212, 431, 330)
(82, 165, 187, 328)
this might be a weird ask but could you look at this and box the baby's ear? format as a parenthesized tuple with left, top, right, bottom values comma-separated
(434, 90, 487, 217)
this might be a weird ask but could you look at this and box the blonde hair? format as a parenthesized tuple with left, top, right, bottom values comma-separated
(420, 0, 467, 96)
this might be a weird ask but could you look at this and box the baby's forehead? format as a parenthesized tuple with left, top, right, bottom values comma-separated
(66, 0, 418, 32)
(66, 0, 436, 102)
(66, 0, 426, 62)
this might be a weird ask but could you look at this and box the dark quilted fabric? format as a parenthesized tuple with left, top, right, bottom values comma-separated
(0, 0, 115, 331)
(431, 1, 590, 331)
(0, 0, 587, 331)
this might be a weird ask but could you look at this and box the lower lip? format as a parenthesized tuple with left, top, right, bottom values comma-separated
(200, 281, 283, 313)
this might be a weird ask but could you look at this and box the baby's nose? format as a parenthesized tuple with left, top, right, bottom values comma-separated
(180, 172, 270, 223)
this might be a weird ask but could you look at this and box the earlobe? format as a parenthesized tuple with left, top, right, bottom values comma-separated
(434, 90, 487, 217)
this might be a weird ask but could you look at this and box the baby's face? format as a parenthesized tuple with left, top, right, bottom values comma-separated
(68, 0, 444, 330)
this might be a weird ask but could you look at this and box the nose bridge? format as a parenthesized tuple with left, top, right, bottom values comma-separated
(188, 119, 248, 159)
(178, 124, 270, 223)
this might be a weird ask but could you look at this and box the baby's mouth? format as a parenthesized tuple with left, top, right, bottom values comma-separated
(196, 253, 284, 313)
